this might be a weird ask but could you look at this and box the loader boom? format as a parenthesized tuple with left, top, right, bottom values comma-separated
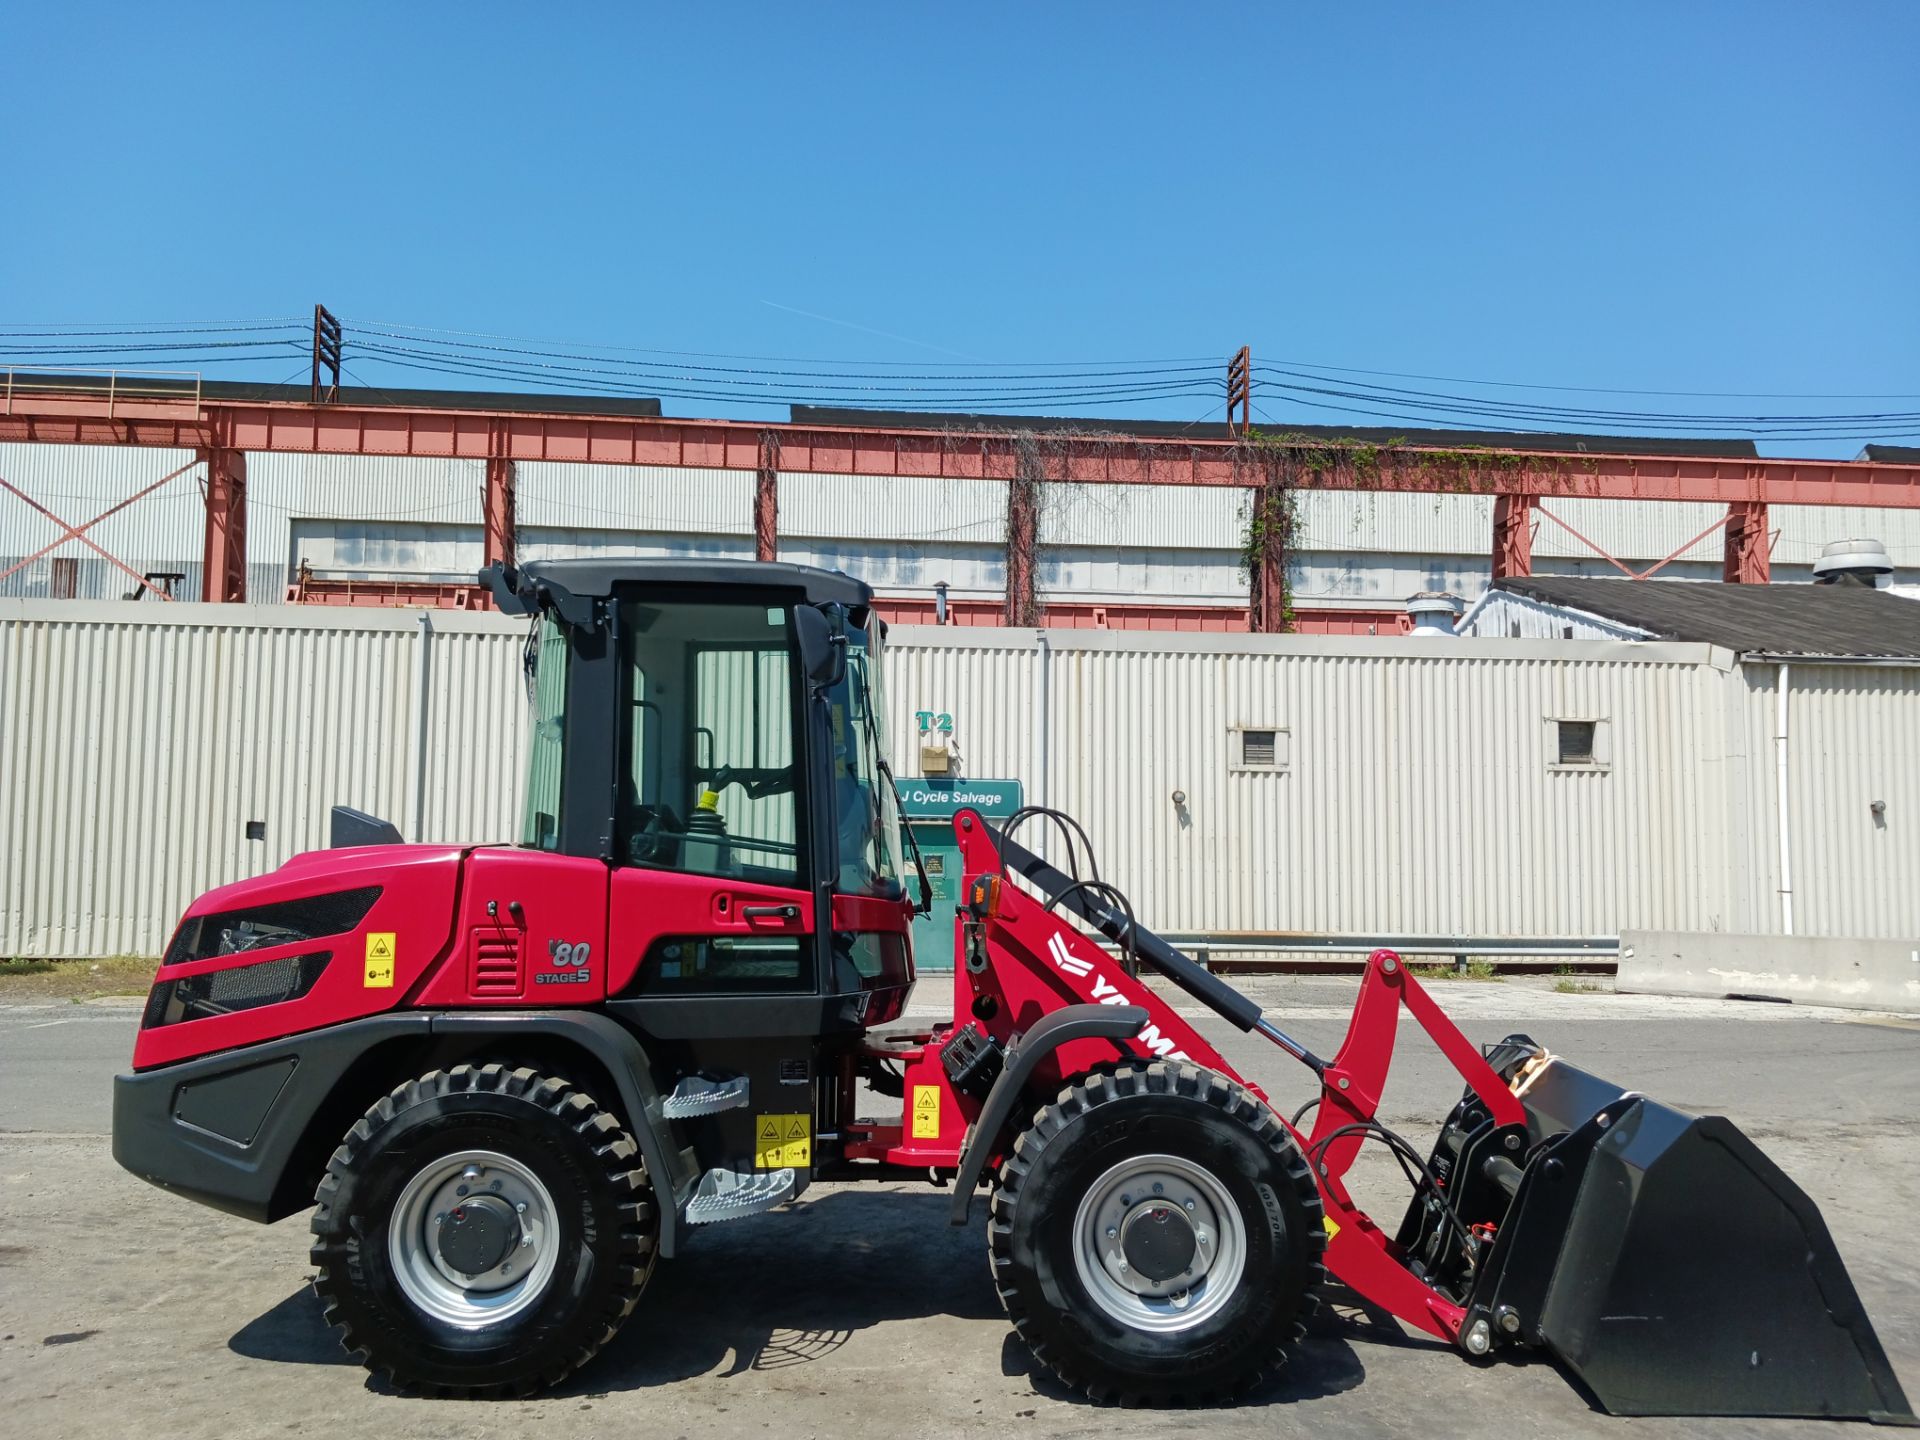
(950, 805, 1913, 1423)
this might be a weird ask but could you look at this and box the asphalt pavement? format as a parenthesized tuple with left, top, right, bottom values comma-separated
(2, 977, 1916, 1440)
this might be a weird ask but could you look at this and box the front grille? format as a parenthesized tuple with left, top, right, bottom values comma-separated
(142, 950, 333, 1028)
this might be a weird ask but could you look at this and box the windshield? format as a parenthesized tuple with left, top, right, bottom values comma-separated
(829, 618, 904, 898)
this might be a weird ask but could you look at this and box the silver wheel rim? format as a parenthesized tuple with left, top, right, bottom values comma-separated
(1070, 1152, 1248, 1333)
(388, 1148, 560, 1329)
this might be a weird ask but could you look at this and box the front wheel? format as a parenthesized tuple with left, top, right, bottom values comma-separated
(989, 1061, 1325, 1404)
(309, 1062, 658, 1396)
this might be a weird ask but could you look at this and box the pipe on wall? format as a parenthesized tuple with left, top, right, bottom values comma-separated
(412, 612, 433, 842)
(1775, 661, 1794, 936)
(1032, 629, 1051, 856)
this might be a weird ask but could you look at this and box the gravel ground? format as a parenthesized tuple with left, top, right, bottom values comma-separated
(1, 977, 1915, 1440)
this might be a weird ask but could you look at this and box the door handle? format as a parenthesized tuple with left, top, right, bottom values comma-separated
(742, 904, 801, 922)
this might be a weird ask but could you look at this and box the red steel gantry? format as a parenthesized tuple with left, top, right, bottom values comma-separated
(3, 377, 1915, 616)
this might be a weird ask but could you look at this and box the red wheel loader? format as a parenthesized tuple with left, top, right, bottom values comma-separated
(113, 559, 1912, 1420)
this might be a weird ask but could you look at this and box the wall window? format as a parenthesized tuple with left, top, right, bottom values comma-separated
(1231, 726, 1289, 772)
(1557, 720, 1596, 764)
(1550, 717, 1609, 770)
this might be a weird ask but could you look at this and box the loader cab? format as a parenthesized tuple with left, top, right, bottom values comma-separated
(490, 559, 916, 1029)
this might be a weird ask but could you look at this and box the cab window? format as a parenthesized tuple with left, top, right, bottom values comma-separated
(618, 599, 803, 884)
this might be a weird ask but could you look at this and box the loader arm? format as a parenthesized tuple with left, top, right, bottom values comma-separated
(952, 807, 1915, 1423)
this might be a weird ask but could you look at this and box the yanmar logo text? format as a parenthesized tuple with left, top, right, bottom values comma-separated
(1046, 934, 1191, 1062)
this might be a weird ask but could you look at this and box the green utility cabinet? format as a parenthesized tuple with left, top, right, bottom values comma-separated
(899, 777, 1024, 972)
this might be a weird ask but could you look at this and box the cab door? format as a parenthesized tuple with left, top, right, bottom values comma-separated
(601, 591, 820, 1005)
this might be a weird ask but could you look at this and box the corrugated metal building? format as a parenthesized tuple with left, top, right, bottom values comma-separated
(5, 599, 1914, 957)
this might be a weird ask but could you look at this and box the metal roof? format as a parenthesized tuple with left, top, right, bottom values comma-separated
(1492, 575, 1920, 659)
(789, 407, 1763, 459)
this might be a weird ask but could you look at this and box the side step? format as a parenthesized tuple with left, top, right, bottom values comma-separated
(661, 1074, 750, 1119)
(684, 1167, 795, 1225)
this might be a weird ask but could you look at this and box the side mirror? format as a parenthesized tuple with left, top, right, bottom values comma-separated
(795, 604, 846, 688)
(481, 563, 531, 616)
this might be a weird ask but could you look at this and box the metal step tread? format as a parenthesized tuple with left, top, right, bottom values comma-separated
(661, 1073, 750, 1119)
(685, 1166, 795, 1225)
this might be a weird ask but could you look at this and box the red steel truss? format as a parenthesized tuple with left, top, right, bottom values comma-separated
(4, 383, 1912, 606)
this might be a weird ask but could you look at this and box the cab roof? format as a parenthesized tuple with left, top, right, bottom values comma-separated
(505, 558, 873, 607)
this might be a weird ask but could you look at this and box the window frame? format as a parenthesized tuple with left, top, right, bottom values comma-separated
(1229, 724, 1291, 773)
(613, 591, 814, 888)
(1548, 715, 1611, 772)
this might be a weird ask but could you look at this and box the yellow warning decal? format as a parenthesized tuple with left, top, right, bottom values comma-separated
(754, 1113, 811, 1170)
(1323, 1215, 1341, 1242)
(364, 932, 396, 988)
(911, 1084, 942, 1140)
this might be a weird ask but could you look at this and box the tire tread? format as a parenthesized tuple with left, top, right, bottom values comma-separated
(987, 1060, 1326, 1406)
(308, 1063, 657, 1397)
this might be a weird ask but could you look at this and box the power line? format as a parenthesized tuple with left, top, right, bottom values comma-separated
(0, 321, 303, 338)
(349, 349, 1224, 411)
(1, 311, 1912, 442)
(351, 325, 1220, 383)
(0, 339, 308, 357)
(1254, 367, 1920, 428)
(1261, 356, 1920, 402)
(1243, 389, 1920, 443)
(349, 339, 1224, 402)
(355, 316, 1219, 369)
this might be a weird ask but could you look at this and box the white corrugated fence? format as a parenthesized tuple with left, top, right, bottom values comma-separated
(2, 601, 1915, 956)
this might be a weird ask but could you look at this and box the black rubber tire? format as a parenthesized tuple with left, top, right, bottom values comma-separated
(988, 1061, 1325, 1404)
(309, 1062, 658, 1396)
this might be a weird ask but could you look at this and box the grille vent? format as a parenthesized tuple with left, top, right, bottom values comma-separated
(471, 934, 523, 996)
(143, 951, 332, 1029)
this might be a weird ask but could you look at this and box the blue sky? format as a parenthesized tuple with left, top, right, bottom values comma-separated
(3, 4, 1915, 455)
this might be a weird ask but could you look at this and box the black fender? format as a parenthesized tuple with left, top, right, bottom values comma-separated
(114, 1009, 697, 1257)
(114, 1013, 434, 1224)
(421, 1010, 697, 1258)
(948, 1003, 1149, 1226)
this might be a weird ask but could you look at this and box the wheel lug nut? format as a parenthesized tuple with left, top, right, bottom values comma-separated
(521, 1235, 533, 1248)
(1106, 1227, 1117, 1239)
(490, 1180, 503, 1192)
(1184, 1199, 1196, 1211)
(516, 1202, 527, 1214)
(1120, 1193, 1131, 1205)
(455, 1185, 469, 1196)
(1152, 1183, 1164, 1195)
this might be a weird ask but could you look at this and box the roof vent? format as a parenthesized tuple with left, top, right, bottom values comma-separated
(1812, 538, 1892, 588)
(1406, 591, 1462, 637)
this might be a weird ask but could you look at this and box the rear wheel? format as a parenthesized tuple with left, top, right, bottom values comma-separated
(309, 1062, 658, 1396)
(989, 1061, 1325, 1404)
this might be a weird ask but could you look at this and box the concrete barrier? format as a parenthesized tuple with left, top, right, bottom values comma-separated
(1619, 930, 1920, 1014)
